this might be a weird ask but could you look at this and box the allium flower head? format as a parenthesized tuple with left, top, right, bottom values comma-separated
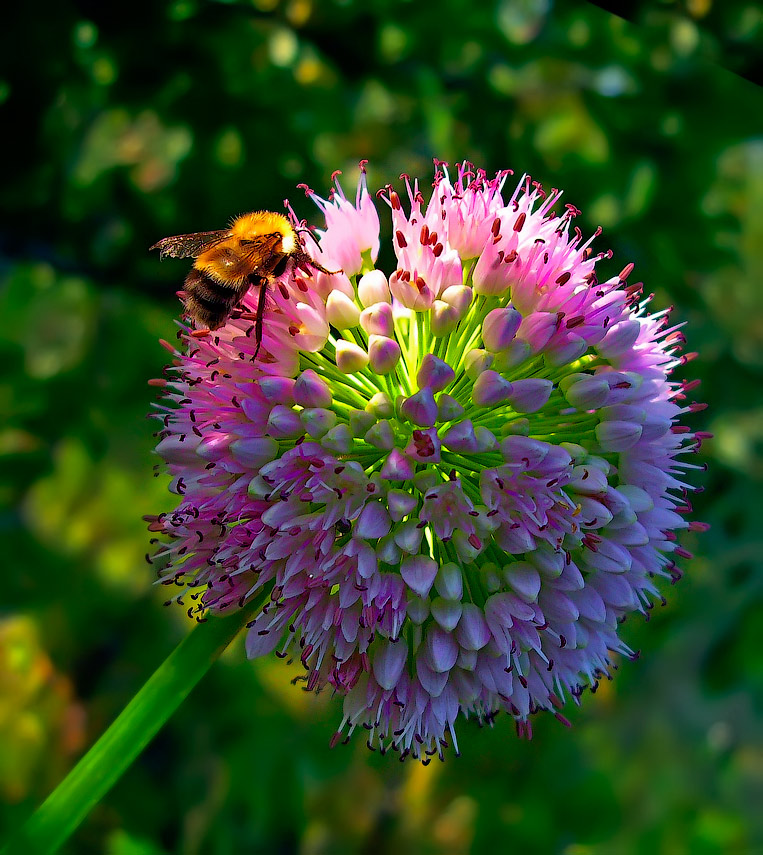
(148, 162, 708, 762)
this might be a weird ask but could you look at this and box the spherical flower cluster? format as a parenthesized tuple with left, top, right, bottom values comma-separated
(147, 162, 708, 762)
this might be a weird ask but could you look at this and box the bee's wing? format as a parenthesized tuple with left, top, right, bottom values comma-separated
(149, 230, 231, 260)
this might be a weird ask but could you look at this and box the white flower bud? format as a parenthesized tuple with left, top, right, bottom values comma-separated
(595, 420, 643, 451)
(400, 555, 438, 597)
(434, 563, 463, 600)
(360, 301, 394, 336)
(367, 391, 394, 418)
(357, 269, 391, 306)
(320, 423, 353, 453)
(416, 353, 455, 392)
(368, 335, 401, 374)
(229, 437, 278, 467)
(431, 300, 459, 336)
(464, 349, 493, 379)
(326, 290, 361, 329)
(364, 419, 395, 450)
(437, 393, 464, 421)
(430, 597, 463, 631)
(440, 285, 473, 314)
(294, 369, 332, 408)
(482, 307, 522, 352)
(335, 339, 369, 373)
(401, 387, 438, 427)
(472, 370, 513, 406)
(265, 405, 303, 438)
(299, 407, 337, 438)
(506, 378, 553, 413)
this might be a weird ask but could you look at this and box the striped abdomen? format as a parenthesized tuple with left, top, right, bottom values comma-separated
(183, 268, 263, 330)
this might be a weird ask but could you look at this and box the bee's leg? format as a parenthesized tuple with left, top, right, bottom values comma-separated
(248, 273, 268, 359)
(311, 259, 342, 276)
(301, 251, 341, 276)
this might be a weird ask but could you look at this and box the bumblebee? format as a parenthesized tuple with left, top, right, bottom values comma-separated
(151, 211, 334, 355)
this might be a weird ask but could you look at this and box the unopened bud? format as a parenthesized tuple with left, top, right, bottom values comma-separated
(595, 420, 643, 451)
(431, 300, 459, 336)
(300, 407, 337, 438)
(360, 301, 394, 336)
(229, 437, 278, 467)
(326, 290, 361, 329)
(430, 597, 462, 631)
(368, 335, 401, 374)
(417, 354, 455, 392)
(597, 319, 641, 359)
(507, 378, 553, 413)
(387, 489, 417, 521)
(257, 376, 296, 405)
(320, 423, 353, 453)
(440, 284, 473, 314)
(335, 339, 369, 373)
(356, 501, 392, 539)
(440, 419, 478, 452)
(401, 387, 438, 427)
(437, 393, 464, 421)
(294, 369, 332, 408)
(562, 375, 611, 410)
(456, 603, 491, 650)
(546, 334, 587, 366)
(472, 370, 513, 406)
(357, 269, 391, 306)
(367, 391, 394, 418)
(483, 307, 522, 352)
(435, 563, 463, 600)
(364, 419, 395, 450)
(473, 245, 511, 295)
(464, 349, 493, 379)
(379, 448, 415, 481)
(266, 405, 303, 438)
(348, 408, 375, 437)
(401, 555, 439, 597)
(474, 426, 499, 451)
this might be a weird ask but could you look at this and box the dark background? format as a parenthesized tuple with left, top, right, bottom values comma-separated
(2, 0, 762, 852)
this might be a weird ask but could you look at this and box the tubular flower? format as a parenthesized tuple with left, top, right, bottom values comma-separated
(148, 162, 707, 762)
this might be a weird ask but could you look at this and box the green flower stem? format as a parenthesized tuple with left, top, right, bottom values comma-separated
(2, 601, 259, 855)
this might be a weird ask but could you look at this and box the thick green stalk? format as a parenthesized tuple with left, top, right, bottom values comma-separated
(2, 602, 258, 855)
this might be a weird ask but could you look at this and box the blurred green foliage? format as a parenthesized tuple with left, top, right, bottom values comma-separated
(2, 0, 762, 852)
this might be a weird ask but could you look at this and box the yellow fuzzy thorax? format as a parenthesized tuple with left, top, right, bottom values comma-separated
(229, 211, 296, 253)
